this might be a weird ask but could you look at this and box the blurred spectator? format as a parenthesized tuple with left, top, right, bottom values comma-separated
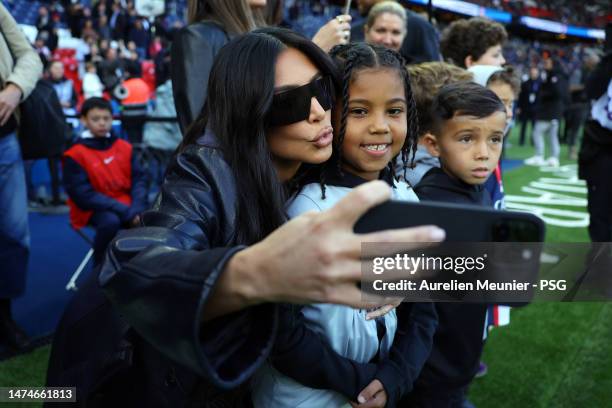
(48, 60, 77, 113)
(36, 6, 53, 37)
(82, 62, 105, 100)
(85, 42, 104, 65)
(351, 0, 440, 63)
(525, 57, 569, 167)
(517, 66, 541, 146)
(564, 51, 600, 160)
(148, 36, 163, 59)
(67, 3, 86, 39)
(440, 17, 506, 68)
(82, 19, 99, 43)
(97, 15, 112, 42)
(128, 18, 151, 60)
(171, 0, 263, 133)
(0, 2, 43, 351)
(143, 79, 182, 185)
(121, 64, 150, 144)
(97, 47, 125, 92)
(364, 1, 406, 53)
(34, 36, 51, 68)
(110, 2, 129, 41)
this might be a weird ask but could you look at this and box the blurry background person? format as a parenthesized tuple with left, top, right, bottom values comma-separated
(171, 0, 265, 134)
(363, 1, 406, 53)
(351, 0, 440, 63)
(525, 57, 569, 167)
(578, 34, 612, 243)
(439, 16, 507, 68)
(516, 66, 541, 146)
(564, 50, 600, 160)
(0, 2, 43, 351)
(82, 62, 104, 100)
(96, 46, 125, 94)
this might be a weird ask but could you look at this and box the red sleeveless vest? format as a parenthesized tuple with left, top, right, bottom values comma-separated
(64, 139, 133, 229)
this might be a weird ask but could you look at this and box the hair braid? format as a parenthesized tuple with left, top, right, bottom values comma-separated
(336, 53, 355, 176)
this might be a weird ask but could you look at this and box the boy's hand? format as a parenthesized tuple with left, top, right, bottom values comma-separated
(350, 379, 387, 408)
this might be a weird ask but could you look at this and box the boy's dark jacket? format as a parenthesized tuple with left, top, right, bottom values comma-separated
(62, 134, 148, 224)
(411, 167, 490, 390)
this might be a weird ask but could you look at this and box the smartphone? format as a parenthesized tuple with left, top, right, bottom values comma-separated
(354, 200, 545, 242)
(355, 200, 545, 303)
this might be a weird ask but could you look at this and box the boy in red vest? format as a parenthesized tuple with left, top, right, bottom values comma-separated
(63, 97, 147, 266)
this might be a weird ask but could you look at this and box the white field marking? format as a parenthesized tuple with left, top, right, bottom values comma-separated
(505, 163, 588, 228)
(538, 178, 586, 186)
(527, 181, 587, 194)
(506, 192, 587, 207)
(504, 202, 589, 228)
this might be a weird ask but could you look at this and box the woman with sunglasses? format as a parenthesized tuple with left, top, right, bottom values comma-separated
(47, 27, 444, 407)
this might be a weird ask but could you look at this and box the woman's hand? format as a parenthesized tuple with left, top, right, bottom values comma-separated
(312, 14, 352, 52)
(203, 180, 445, 320)
(350, 379, 388, 408)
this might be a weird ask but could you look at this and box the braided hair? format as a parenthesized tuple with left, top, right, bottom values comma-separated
(319, 42, 419, 198)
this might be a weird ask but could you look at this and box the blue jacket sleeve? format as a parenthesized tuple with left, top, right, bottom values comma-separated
(375, 302, 438, 406)
(270, 304, 378, 401)
(63, 156, 131, 221)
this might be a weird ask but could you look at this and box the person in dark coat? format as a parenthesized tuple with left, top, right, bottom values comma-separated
(525, 57, 569, 167)
(171, 0, 263, 134)
(46, 28, 444, 408)
(578, 47, 612, 243)
(405, 82, 507, 407)
(517, 66, 540, 146)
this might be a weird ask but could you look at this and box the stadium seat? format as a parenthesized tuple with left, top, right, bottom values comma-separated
(53, 48, 76, 60)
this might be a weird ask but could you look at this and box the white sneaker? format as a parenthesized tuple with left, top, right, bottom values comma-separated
(546, 157, 560, 167)
(525, 155, 545, 166)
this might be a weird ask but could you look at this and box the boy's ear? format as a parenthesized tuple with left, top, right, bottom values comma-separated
(421, 132, 441, 157)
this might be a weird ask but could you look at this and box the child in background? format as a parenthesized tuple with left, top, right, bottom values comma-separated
(469, 62, 521, 379)
(251, 42, 438, 408)
(395, 61, 474, 186)
(469, 64, 521, 210)
(82, 61, 104, 100)
(63, 97, 147, 266)
(404, 82, 507, 406)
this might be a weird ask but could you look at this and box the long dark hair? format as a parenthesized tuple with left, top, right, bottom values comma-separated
(321, 42, 419, 198)
(182, 27, 338, 245)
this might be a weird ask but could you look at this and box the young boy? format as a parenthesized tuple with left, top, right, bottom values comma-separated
(395, 61, 474, 186)
(63, 97, 147, 266)
(405, 82, 507, 406)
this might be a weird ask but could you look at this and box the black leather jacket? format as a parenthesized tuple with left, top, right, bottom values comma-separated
(171, 21, 230, 134)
